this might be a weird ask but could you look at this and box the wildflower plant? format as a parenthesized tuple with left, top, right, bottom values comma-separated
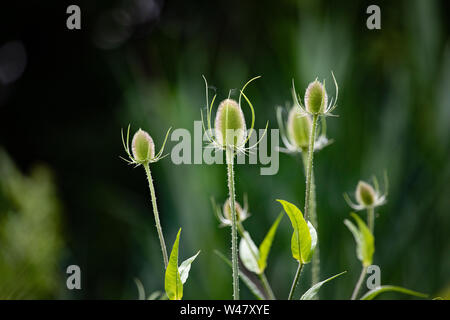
(122, 125, 201, 300)
(344, 177, 426, 300)
(121, 125, 172, 267)
(201, 76, 267, 300)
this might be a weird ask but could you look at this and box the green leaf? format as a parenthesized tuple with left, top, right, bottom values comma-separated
(277, 199, 312, 264)
(300, 271, 347, 300)
(214, 250, 265, 300)
(361, 285, 428, 300)
(134, 278, 145, 300)
(165, 228, 183, 300)
(258, 213, 283, 273)
(179, 251, 200, 284)
(344, 213, 374, 267)
(239, 231, 261, 274)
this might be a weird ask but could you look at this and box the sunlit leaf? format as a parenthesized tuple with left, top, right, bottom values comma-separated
(277, 199, 312, 264)
(300, 271, 346, 300)
(239, 231, 260, 274)
(214, 250, 265, 300)
(361, 285, 428, 300)
(258, 213, 283, 273)
(165, 228, 183, 300)
(179, 251, 200, 284)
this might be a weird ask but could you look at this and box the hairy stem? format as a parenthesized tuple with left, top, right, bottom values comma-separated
(351, 266, 367, 300)
(226, 149, 239, 300)
(237, 223, 276, 300)
(288, 262, 304, 300)
(304, 114, 318, 221)
(143, 163, 168, 269)
(302, 150, 320, 290)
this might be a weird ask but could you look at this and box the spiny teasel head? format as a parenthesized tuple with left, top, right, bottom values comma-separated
(356, 181, 376, 207)
(305, 80, 327, 114)
(344, 173, 389, 211)
(292, 71, 339, 117)
(287, 108, 311, 149)
(132, 129, 155, 163)
(276, 105, 332, 154)
(121, 124, 171, 166)
(201, 76, 268, 155)
(215, 99, 247, 149)
(212, 196, 250, 227)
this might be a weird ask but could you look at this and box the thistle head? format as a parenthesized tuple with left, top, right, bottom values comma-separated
(287, 108, 311, 150)
(121, 124, 171, 167)
(214, 99, 247, 149)
(213, 196, 250, 227)
(305, 80, 328, 115)
(131, 129, 155, 163)
(291, 71, 339, 117)
(344, 174, 388, 211)
(356, 181, 376, 207)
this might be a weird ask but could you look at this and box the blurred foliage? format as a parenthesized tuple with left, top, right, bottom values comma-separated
(0, 0, 449, 299)
(0, 149, 63, 299)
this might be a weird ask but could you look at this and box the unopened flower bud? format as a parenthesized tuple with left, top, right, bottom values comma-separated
(356, 181, 376, 207)
(287, 108, 311, 149)
(215, 99, 247, 148)
(223, 198, 244, 222)
(132, 129, 155, 163)
(305, 80, 327, 114)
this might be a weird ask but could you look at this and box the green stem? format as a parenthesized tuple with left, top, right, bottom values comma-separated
(143, 163, 168, 269)
(237, 223, 276, 300)
(351, 266, 367, 300)
(304, 114, 318, 221)
(288, 262, 304, 300)
(367, 207, 375, 234)
(301, 150, 320, 290)
(226, 149, 239, 300)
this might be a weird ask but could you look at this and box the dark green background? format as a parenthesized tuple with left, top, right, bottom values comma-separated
(0, 0, 448, 299)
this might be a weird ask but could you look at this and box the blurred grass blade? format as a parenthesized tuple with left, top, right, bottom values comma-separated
(165, 228, 183, 300)
(239, 231, 260, 274)
(148, 291, 162, 300)
(277, 199, 312, 264)
(361, 285, 428, 300)
(214, 250, 265, 300)
(258, 213, 283, 273)
(300, 271, 346, 300)
(179, 251, 200, 284)
(134, 278, 145, 300)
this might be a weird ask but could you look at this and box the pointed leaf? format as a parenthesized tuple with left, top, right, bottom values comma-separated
(214, 250, 265, 300)
(179, 250, 200, 284)
(352, 213, 374, 266)
(277, 199, 312, 264)
(239, 231, 260, 274)
(165, 228, 183, 300)
(361, 285, 428, 300)
(300, 271, 347, 300)
(258, 213, 283, 273)
(344, 219, 363, 262)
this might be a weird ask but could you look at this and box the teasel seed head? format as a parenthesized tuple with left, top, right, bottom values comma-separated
(287, 108, 312, 149)
(131, 129, 155, 163)
(356, 181, 376, 207)
(305, 80, 328, 115)
(214, 99, 247, 149)
(223, 198, 245, 222)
